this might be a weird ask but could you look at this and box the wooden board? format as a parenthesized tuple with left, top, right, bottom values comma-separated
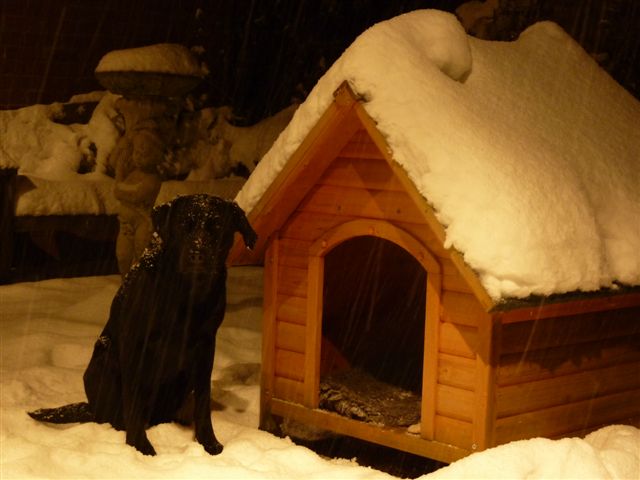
(280, 211, 358, 242)
(438, 353, 476, 391)
(495, 389, 640, 443)
(436, 385, 475, 422)
(339, 129, 386, 159)
(275, 321, 306, 353)
(441, 258, 473, 294)
(277, 238, 311, 269)
(299, 184, 428, 225)
(274, 350, 305, 381)
(439, 323, 478, 359)
(496, 361, 640, 418)
(495, 292, 640, 323)
(498, 335, 640, 386)
(273, 377, 305, 404)
(260, 237, 279, 425)
(318, 156, 405, 191)
(270, 398, 471, 463)
(499, 308, 640, 354)
(276, 265, 307, 298)
(441, 291, 490, 327)
(276, 295, 307, 325)
(434, 415, 473, 450)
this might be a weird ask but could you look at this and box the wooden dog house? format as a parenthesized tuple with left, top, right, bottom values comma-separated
(228, 83, 640, 463)
(228, 12, 640, 464)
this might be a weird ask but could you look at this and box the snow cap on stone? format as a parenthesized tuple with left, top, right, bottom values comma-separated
(95, 43, 204, 77)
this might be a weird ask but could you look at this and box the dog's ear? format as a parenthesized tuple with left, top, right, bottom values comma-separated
(151, 202, 173, 242)
(230, 202, 257, 250)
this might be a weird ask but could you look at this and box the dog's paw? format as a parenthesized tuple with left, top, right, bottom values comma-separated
(129, 437, 156, 456)
(202, 440, 224, 456)
(136, 442, 157, 456)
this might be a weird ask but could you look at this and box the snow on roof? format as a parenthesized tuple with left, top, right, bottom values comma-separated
(235, 9, 640, 302)
(95, 43, 204, 77)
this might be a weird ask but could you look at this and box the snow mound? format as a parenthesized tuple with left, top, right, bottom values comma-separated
(370, 8, 472, 81)
(95, 43, 204, 76)
(236, 9, 640, 301)
(429, 425, 640, 479)
(1, 274, 639, 479)
(0, 93, 120, 179)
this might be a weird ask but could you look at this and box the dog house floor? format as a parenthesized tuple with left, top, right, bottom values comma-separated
(319, 368, 421, 428)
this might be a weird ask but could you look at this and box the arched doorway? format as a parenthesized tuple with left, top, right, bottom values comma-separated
(305, 220, 441, 435)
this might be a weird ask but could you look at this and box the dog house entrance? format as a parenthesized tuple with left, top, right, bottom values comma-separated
(319, 235, 426, 428)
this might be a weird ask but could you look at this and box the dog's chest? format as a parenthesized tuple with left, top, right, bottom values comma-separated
(146, 305, 211, 367)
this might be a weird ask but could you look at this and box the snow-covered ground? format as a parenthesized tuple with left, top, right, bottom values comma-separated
(1, 270, 638, 479)
(1, 8, 639, 479)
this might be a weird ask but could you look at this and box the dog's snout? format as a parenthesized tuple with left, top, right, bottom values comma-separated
(188, 246, 206, 265)
(188, 236, 208, 264)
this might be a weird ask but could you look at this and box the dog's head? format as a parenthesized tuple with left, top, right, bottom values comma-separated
(151, 194, 257, 278)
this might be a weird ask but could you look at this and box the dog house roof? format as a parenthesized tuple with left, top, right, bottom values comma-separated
(235, 9, 640, 302)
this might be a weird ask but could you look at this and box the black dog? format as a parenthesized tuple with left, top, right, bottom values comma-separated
(28, 194, 257, 456)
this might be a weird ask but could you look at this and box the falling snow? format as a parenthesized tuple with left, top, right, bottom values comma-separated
(1, 8, 639, 479)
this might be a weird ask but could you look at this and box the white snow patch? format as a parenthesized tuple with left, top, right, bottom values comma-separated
(1, 272, 638, 479)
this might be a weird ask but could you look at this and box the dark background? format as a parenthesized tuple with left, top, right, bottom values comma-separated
(1, 0, 639, 124)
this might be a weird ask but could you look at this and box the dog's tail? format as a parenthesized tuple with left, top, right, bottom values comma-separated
(28, 402, 95, 424)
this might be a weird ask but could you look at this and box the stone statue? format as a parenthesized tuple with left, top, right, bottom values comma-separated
(94, 43, 205, 277)
(111, 96, 179, 276)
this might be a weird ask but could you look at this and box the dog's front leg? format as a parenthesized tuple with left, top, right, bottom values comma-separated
(121, 374, 156, 456)
(194, 339, 223, 455)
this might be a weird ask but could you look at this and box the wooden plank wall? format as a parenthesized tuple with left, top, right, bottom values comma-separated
(494, 306, 640, 444)
(267, 129, 483, 451)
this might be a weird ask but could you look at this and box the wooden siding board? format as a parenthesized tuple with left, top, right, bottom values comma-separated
(275, 321, 306, 354)
(275, 350, 305, 381)
(442, 291, 488, 327)
(495, 389, 640, 443)
(276, 295, 307, 325)
(496, 361, 640, 418)
(439, 322, 478, 359)
(339, 130, 386, 159)
(442, 257, 474, 294)
(299, 184, 428, 224)
(277, 265, 308, 298)
(273, 377, 305, 404)
(436, 385, 475, 422)
(438, 353, 476, 391)
(434, 415, 474, 450)
(318, 156, 405, 191)
(500, 308, 640, 355)
(498, 335, 640, 386)
(280, 211, 358, 242)
(278, 238, 312, 269)
(496, 293, 640, 323)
